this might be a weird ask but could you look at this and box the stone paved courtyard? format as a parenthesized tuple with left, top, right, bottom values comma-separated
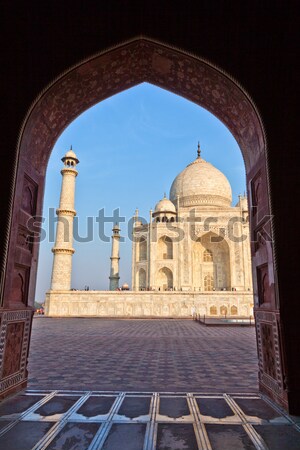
(2, 319, 300, 450)
(28, 318, 258, 392)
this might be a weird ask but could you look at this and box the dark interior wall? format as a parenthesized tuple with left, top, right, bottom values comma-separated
(0, 0, 299, 391)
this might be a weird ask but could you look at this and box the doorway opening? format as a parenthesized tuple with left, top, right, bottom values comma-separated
(1, 38, 284, 411)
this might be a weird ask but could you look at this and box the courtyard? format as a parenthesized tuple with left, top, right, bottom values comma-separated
(28, 317, 258, 392)
(1, 318, 300, 449)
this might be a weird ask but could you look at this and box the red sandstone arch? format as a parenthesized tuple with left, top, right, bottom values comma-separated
(0, 38, 284, 409)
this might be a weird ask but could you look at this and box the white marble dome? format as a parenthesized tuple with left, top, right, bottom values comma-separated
(154, 196, 177, 213)
(170, 155, 232, 208)
(65, 149, 78, 159)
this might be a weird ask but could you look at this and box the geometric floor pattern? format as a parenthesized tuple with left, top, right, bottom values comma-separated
(0, 390, 300, 450)
(28, 318, 258, 392)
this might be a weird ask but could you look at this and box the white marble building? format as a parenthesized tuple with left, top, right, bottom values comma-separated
(45, 145, 254, 317)
(132, 144, 253, 306)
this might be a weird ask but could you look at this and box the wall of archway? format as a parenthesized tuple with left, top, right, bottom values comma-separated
(0, 37, 285, 410)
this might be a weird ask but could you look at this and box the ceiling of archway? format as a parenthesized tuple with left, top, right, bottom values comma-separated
(21, 38, 264, 174)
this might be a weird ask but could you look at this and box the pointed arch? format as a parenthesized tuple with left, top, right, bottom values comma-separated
(1, 36, 284, 409)
(158, 236, 173, 259)
(156, 267, 173, 290)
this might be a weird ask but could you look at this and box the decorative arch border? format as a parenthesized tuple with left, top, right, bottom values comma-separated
(0, 37, 286, 410)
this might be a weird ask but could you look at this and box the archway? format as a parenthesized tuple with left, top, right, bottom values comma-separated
(0, 37, 284, 411)
(192, 232, 231, 291)
(157, 267, 173, 290)
(158, 236, 173, 260)
(210, 306, 217, 316)
(231, 305, 238, 316)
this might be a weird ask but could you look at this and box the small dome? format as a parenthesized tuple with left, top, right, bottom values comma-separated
(62, 147, 79, 165)
(122, 283, 129, 290)
(170, 152, 232, 208)
(65, 149, 78, 159)
(154, 196, 176, 213)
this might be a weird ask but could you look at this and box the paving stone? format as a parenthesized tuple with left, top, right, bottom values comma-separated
(46, 422, 101, 450)
(196, 398, 235, 419)
(76, 396, 116, 417)
(159, 397, 190, 418)
(157, 423, 198, 450)
(28, 318, 258, 392)
(233, 398, 281, 421)
(253, 424, 300, 449)
(0, 394, 44, 416)
(0, 391, 300, 449)
(117, 396, 151, 419)
(102, 423, 146, 450)
(35, 396, 80, 417)
(0, 420, 12, 431)
(205, 424, 256, 450)
(0, 421, 54, 450)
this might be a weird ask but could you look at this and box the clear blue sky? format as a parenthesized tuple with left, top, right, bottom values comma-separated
(35, 83, 246, 302)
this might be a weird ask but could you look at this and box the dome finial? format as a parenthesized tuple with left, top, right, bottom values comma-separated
(164, 192, 166, 198)
(197, 142, 201, 158)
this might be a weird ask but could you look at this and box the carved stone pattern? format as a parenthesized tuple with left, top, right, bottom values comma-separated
(235, 245, 241, 265)
(0, 310, 32, 393)
(257, 264, 269, 305)
(2, 322, 24, 378)
(11, 265, 29, 305)
(261, 373, 282, 396)
(255, 310, 283, 393)
(194, 226, 228, 238)
(254, 220, 272, 252)
(17, 226, 33, 253)
(56, 208, 76, 216)
(51, 248, 75, 255)
(260, 323, 276, 379)
(180, 194, 231, 208)
(23, 39, 264, 174)
(22, 175, 38, 216)
(251, 172, 262, 216)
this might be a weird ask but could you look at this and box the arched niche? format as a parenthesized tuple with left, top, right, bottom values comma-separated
(157, 267, 173, 290)
(192, 232, 231, 290)
(158, 236, 173, 260)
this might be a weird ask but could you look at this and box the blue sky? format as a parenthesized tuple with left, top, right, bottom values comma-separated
(35, 83, 246, 302)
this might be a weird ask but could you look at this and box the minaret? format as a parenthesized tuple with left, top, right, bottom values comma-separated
(131, 208, 139, 291)
(50, 147, 79, 290)
(148, 208, 153, 289)
(109, 223, 121, 290)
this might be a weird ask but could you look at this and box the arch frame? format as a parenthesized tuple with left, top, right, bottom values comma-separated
(156, 266, 173, 290)
(0, 37, 286, 411)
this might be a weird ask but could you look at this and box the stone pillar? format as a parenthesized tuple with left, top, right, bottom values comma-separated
(109, 223, 121, 290)
(50, 148, 79, 291)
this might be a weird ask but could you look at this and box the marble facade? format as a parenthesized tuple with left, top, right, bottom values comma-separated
(45, 290, 253, 317)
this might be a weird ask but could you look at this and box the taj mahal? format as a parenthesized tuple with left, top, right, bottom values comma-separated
(45, 144, 254, 318)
